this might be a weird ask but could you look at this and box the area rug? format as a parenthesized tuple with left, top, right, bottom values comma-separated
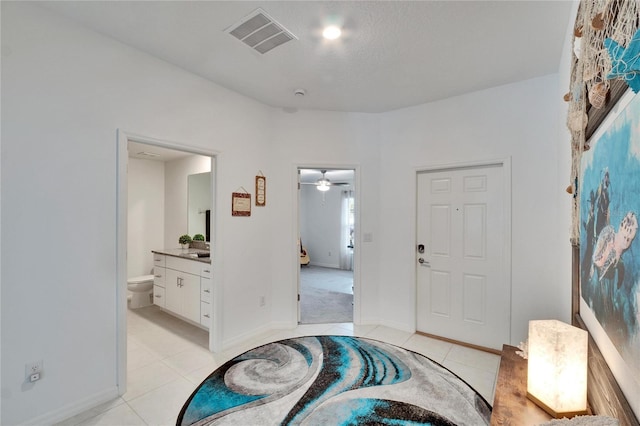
(177, 336, 491, 425)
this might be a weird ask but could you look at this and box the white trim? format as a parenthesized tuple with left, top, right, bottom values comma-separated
(413, 157, 512, 346)
(22, 387, 119, 426)
(308, 262, 341, 269)
(115, 131, 128, 396)
(293, 163, 361, 325)
(381, 319, 416, 334)
(221, 322, 282, 351)
(115, 130, 221, 399)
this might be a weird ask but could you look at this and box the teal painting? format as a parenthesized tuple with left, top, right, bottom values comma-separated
(580, 92, 640, 385)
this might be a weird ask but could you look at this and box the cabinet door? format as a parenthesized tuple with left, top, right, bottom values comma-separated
(165, 269, 182, 314)
(181, 273, 201, 324)
(165, 268, 200, 323)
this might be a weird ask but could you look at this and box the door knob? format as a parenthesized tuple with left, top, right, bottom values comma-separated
(418, 258, 430, 267)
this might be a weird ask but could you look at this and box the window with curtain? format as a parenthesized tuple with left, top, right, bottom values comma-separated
(339, 190, 354, 270)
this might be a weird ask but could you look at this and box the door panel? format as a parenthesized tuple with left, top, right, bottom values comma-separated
(416, 164, 510, 350)
(430, 270, 451, 317)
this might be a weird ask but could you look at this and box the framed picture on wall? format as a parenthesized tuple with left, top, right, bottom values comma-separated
(256, 175, 266, 206)
(579, 89, 640, 417)
(232, 192, 251, 216)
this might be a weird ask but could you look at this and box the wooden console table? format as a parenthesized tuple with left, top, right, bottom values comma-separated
(491, 344, 553, 425)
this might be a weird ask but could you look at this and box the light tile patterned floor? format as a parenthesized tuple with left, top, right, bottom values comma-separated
(56, 306, 500, 426)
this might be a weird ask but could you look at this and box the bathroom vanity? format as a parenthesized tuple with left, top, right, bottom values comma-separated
(151, 249, 212, 329)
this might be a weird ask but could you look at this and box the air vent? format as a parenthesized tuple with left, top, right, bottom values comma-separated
(136, 151, 160, 158)
(226, 8, 297, 54)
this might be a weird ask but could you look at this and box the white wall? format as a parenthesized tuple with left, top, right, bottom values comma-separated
(268, 110, 382, 326)
(377, 74, 570, 340)
(128, 158, 165, 278)
(1, 4, 274, 424)
(164, 155, 210, 248)
(300, 185, 342, 269)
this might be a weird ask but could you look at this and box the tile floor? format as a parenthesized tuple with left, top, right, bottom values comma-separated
(57, 305, 500, 426)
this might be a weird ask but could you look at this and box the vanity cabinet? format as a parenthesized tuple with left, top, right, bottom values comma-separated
(151, 253, 212, 329)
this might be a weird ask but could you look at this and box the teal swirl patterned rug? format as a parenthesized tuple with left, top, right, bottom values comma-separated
(177, 336, 491, 425)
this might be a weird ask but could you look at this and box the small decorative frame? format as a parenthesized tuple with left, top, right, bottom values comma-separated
(231, 191, 251, 217)
(255, 172, 266, 206)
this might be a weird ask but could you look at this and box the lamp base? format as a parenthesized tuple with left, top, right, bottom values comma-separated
(527, 392, 589, 419)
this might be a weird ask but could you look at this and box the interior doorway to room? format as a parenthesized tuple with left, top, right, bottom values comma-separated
(415, 161, 511, 351)
(298, 168, 355, 324)
(117, 132, 218, 394)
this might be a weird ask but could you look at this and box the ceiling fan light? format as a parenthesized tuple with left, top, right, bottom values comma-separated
(317, 180, 330, 191)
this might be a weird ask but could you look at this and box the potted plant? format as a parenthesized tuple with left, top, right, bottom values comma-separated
(191, 233, 207, 249)
(178, 234, 192, 249)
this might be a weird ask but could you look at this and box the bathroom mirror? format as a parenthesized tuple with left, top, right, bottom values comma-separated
(188, 172, 211, 241)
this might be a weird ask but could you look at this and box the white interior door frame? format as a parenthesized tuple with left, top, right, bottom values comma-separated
(116, 130, 220, 396)
(413, 157, 512, 344)
(292, 164, 361, 325)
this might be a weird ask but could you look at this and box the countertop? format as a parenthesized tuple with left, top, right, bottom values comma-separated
(152, 248, 211, 264)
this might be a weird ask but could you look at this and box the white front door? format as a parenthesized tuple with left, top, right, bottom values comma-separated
(416, 164, 510, 350)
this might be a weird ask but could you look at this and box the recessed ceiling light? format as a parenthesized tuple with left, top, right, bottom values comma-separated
(322, 25, 342, 40)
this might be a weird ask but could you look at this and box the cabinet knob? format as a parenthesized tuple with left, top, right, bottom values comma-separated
(154, 274, 162, 278)
(155, 294, 162, 298)
(204, 314, 210, 318)
(203, 269, 211, 273)
(203, 289, 210, 293)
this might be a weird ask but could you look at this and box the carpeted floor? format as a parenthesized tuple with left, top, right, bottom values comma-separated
(178, 336, 492, 425)
(300, 266, 353, 324)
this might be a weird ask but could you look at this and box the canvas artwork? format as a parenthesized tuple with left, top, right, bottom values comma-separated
(580, 92, 640, 385)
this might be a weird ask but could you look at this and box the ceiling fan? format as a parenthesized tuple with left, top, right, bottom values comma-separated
(301, 170, 350, 191)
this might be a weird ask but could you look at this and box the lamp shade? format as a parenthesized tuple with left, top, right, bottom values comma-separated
(527, 320, 588, 418)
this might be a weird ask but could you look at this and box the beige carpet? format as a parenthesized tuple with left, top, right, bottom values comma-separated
(300, 265, 353, 324)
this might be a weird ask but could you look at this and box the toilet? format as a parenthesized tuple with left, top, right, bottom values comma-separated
(127, 274, 154, 308)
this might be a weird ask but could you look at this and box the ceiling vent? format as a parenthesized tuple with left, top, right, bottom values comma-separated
(226, 8, 297, 54)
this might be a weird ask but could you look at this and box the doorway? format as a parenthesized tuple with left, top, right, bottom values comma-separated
(415, 160, 511, 350)
(298, 168, 356, 324)
(116, 130, 219, 395)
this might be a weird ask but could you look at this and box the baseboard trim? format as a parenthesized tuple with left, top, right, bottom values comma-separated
(380, 319, 415, 334)
(357, 318, 380, 326)
(309, 262, 340, 269)
(222, 321, 291, 350)
(23, 387, 119, 426)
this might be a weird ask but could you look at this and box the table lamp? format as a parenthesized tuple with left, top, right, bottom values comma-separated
(527, 319, 589, 418)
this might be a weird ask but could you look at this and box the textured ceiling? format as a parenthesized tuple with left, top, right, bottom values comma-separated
(36, 1, 574, 113)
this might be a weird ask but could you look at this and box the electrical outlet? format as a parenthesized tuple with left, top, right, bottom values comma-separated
(25, 360, 43, 382)
(259, 296, 265, 307)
